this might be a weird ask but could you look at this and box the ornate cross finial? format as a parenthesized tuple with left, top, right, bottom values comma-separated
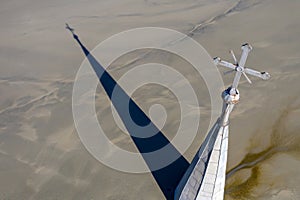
(214, 43, 270, 92)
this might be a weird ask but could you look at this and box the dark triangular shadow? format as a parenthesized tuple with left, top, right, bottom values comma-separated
(68, 28, 189, 199)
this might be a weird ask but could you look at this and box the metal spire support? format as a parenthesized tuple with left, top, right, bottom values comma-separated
(174, 43, 270, 200)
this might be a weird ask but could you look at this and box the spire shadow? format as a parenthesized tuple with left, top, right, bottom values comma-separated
(67, 25, 190, 199)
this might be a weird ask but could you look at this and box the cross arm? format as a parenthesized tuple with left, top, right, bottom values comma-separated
(244, 68, 271, 80)
(239, 43, 252, 68)
(213, 57, 236, 70)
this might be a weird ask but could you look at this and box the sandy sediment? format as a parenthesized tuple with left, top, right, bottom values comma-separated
(0, 0, 299, 199)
